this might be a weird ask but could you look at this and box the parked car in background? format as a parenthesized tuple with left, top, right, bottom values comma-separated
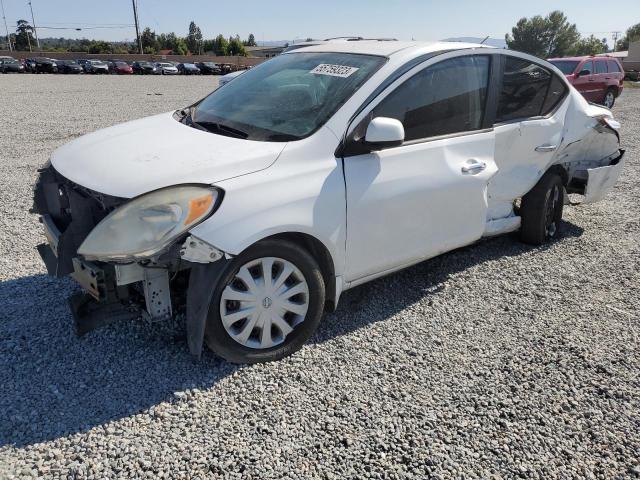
(34, 41, 625, 364)
(31, 57, 58, 74)
(548, 55, 624, 108)
(0, 58, 25, 73)
(83, 60, 109, 74)
(132, 61, 158, 75)
(219, 69, 245, 86)
(56, 60, 83, 74)
(178, 63, 201, 75)
(109, 61, 133, 74)
(154, 62, 179, 75)
(195, 62, 222, 75)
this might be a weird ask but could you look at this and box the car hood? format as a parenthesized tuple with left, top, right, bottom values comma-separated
(51, 112, 287, 198)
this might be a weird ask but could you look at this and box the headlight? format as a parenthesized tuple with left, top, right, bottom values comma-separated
(78, 185, 221, 261)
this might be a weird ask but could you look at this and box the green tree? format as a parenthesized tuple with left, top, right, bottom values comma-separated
(141, 27, 160, 54)
(88, 40, 114, 54)
(173, 37, 188, 55)
(202, 38, 215, 53)
(186, 21, 203, 54)
(227, 35, 246, 56)
(505, 11, 580, 58)
(617, 23, 640, 51)
(245, 33, 257, 46)
(213, 34, 229, 55)
(15, 19, 36, 51)
(572, 35, 608, 56)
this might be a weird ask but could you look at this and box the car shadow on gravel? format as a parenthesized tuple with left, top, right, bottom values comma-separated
(0, 274, 240, 448)
(0, 221, 583, 448)
(312, 220, 584, 344)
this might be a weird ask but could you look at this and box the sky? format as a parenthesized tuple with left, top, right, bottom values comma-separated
(1, 0, 639, 45)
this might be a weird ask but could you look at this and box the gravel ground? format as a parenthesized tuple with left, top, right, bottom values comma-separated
(0, 75, 638, 479)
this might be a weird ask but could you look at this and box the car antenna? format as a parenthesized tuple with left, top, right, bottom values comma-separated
(480, 36, 490, 45)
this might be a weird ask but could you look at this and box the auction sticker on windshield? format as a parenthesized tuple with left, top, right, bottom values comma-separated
(311, 64, 359, 78)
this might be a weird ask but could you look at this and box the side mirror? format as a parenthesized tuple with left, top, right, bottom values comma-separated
(578, 69, 591, 77)
(364, 117, 405, 150)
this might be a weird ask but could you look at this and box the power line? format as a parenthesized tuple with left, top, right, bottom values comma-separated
(0, 0, 11, 51)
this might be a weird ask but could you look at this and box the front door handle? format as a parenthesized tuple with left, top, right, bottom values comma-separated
(461, 159, 486, 174)
(535, 144, 558, 153)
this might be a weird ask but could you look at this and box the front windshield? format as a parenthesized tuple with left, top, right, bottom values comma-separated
(549, 60, 579, 75)
(193, 52, 385, 141)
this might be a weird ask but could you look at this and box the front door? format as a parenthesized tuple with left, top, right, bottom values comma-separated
(342, 54, 497, 283)
(573, 60, 598, 102)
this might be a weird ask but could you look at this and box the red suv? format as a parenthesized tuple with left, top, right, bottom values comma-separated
(548, 56, 624, 108)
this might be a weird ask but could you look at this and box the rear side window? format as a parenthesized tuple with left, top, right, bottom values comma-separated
(372, 55, 490, 141)
(607, 60, 621, 73)
(595, 60, 608, 74)
(496, 57, 551, 122)
(540, 75, 568, 115)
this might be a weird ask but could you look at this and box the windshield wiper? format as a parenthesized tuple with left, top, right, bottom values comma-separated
(193, 121, 249, 139)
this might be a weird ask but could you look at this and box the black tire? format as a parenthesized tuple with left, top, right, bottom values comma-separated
(520, 172, 564, 245)
(204, 239, 325, 364)
(603, 88, 616, 109)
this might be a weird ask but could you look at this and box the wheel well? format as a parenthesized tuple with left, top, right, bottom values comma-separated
(608, 85, 619, 96)
(263, 232, 337, 312)
(547, 164, 569, 186)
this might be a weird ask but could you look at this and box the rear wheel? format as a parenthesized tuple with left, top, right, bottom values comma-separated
(519, 172, 564, 245)
(603, 88, 616, 109)
(204, 240, 325, 364)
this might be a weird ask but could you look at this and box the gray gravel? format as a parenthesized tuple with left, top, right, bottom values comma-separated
(0, 75, 639, 479)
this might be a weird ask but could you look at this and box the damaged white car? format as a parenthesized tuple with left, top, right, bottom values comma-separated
(33, 41, 625, 363)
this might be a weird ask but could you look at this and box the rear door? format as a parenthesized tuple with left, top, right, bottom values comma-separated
(342, 54, 497, 283)
(489, 54, 569, 220)
(593, 59, 609, 103)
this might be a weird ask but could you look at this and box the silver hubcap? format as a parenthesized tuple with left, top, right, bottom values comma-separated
(604, 92, 614, 108)
(220, 257, 309, 349)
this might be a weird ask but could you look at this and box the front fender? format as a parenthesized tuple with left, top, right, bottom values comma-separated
(185, 258, 230, 359)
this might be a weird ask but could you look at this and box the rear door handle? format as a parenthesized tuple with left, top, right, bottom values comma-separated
(535, 144, 558, 153)
(461, 159, 486, 174)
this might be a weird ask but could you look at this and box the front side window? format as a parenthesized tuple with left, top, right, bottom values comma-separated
(194, 52, 385, 141)
(582, 61, 593, 74)
(369, 55, 490, 141)
(496, 57, 551, 122)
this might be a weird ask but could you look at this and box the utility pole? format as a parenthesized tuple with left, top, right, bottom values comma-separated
(0, 0, 11, 51)
(611, 31, 621, 52)
(27, 1, 40, 50)
(131, 0, 143, 54)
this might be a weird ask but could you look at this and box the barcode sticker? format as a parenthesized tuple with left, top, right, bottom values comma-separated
(310, 64, 359, 78)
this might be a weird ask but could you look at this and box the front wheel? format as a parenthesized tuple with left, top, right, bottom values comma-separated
(519, 172, 564, 245)
(204, 240, 325, 364)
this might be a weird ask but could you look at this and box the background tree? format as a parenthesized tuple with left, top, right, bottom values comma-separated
(186, 21, 203, 54)
(173, 37, 188, 55)
(227, 35, 246, 56)
(617, 23, 640, 51)
(15, 19, 36, 51)
(505, 11, 580, 57)
(572, 35, 608, 56)
(88, 40, 114, 54)
(213, 34, 229, 55)
(244, 33, 257, 47)
(140, 27, 160, 54)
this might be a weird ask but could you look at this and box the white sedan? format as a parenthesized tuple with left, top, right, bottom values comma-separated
(154, 62, 179, 75)
(34, 40, 625, 363)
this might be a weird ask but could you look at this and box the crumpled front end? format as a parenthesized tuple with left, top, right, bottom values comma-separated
(31, 164, 227, 356)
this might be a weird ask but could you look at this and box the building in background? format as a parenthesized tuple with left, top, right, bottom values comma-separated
(245, 46, 285, 58)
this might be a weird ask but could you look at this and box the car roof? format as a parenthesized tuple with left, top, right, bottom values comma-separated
(284, 40, 491, 57)
(548, 56, 610, 62)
